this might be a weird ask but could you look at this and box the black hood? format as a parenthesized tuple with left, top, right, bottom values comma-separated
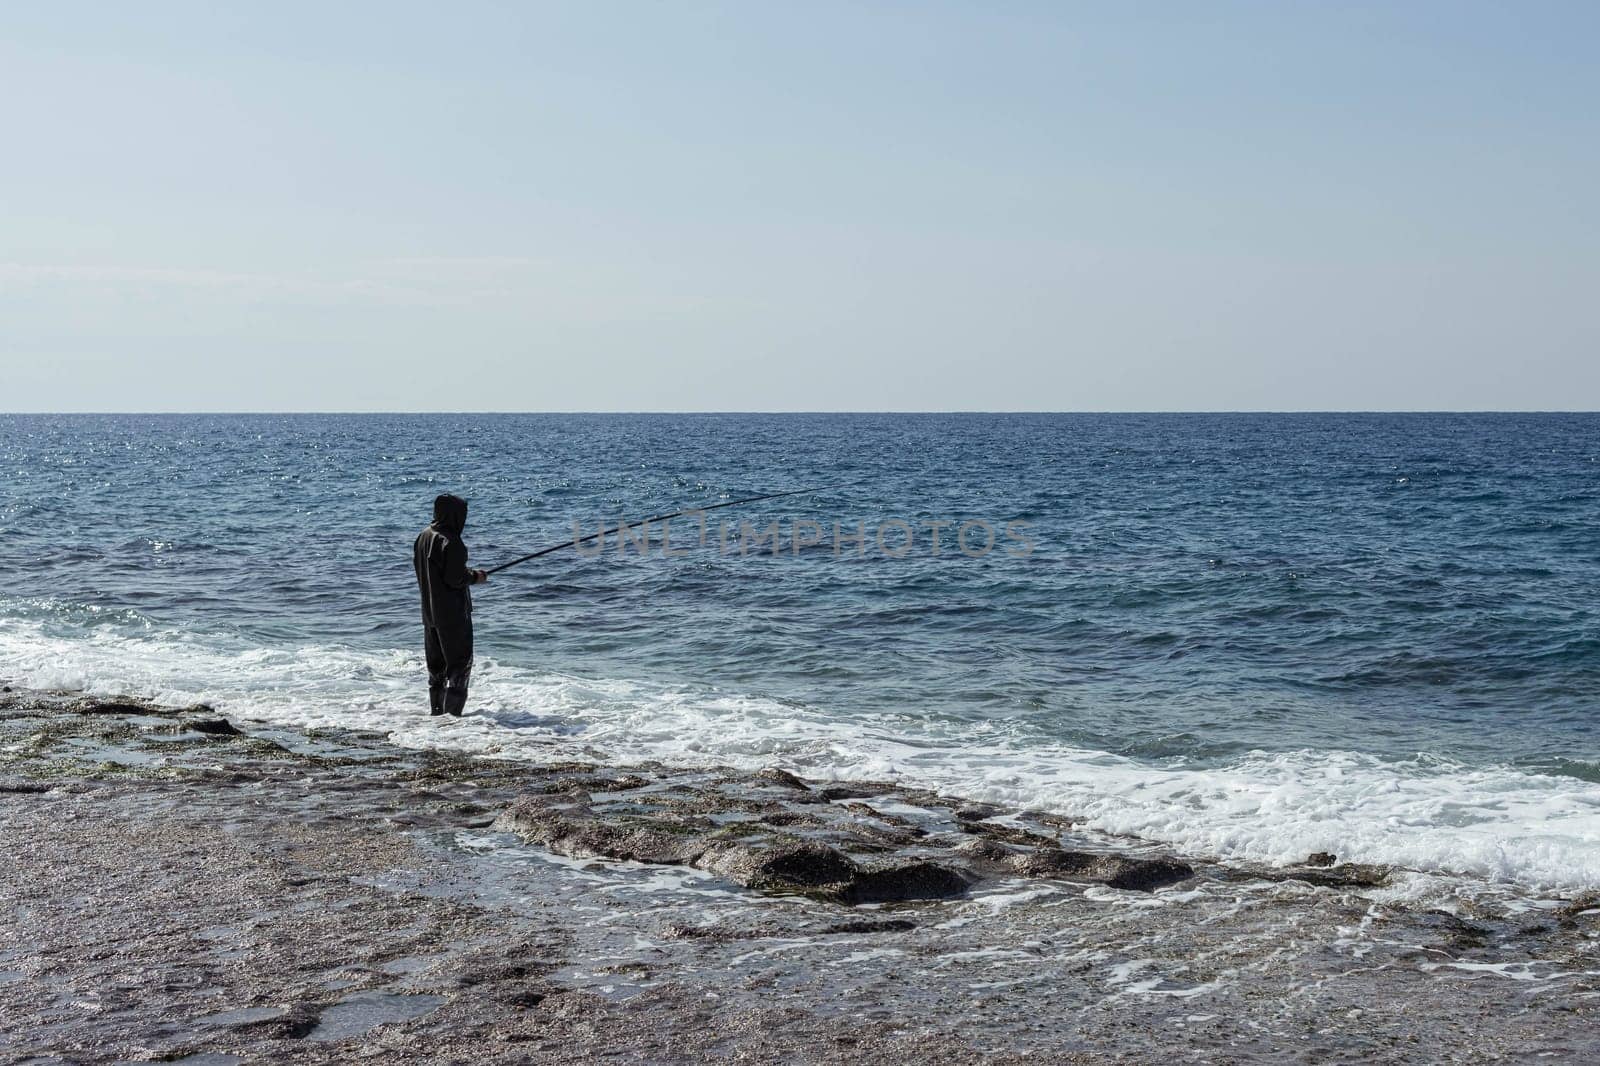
(432, 494, 468, 536)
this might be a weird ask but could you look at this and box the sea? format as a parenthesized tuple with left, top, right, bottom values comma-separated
(2, 413, 1597, 897)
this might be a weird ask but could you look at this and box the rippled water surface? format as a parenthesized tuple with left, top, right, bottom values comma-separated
(2, 413, 1597, 890)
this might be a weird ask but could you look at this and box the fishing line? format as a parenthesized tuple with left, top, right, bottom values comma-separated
(484, 487, 817, 575)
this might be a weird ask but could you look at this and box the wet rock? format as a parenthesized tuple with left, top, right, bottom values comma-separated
(692, 841, 969, 905)
(495, 795, 707, 865)
(187, 717, 243, 737)
(458, 963, 539, 987)
(753, 768, 810, 791)
(1234, 862, 1391, 889)
(1011, 849, 1194, 892)
(533, 778, 598, 796)
(80, 700, 152, 717)
(958, 820, 1059, 849)
(953, 838, 1013, 862)
(839, 806, 927, 846)
(535, 760, 602, 776)
(1033, 812, 1077, 831)
(1559, 891, 1600, 919)
(822, 918, 917, 934)
(695, 839, 856, 894)
(235, 738, 292, 759)
(757, 810, 811, 827)
(819, 784, 890, 801)
(953, 803, 1002, 823)
(1307, 852, 1338, 867)
(1418, 909, 1493, 948)
(1284, 864, 1389, 889)
(846, 861, 972, 904)
(661, 922, 770, 942)
(665, 916, 916, 941)
(502, 989, 548, 1009)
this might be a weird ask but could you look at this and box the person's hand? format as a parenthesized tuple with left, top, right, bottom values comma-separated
(473, 569, 489, 584)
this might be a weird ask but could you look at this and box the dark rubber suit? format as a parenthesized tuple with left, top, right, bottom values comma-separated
(414, 494, 477, 716)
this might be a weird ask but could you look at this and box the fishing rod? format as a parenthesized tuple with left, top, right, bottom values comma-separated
(484, 487, 818, 575)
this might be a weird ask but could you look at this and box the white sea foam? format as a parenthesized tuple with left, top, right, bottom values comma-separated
(4, 618, 1600, 896)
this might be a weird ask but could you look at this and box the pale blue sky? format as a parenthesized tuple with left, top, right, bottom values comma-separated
(2, 1, 1595, 411)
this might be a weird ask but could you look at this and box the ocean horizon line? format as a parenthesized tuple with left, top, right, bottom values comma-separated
(5, 409, 1599, 417)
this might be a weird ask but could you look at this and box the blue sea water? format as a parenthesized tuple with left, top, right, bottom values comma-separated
(2, 413, 1597, 892)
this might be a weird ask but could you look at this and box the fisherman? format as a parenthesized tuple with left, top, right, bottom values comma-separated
(413, 494, 487, 717)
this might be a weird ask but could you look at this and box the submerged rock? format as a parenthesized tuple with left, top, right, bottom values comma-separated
(228, 1002, 322, 1040)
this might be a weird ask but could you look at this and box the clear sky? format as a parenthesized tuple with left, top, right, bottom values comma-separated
(2, 1, 1595, 411)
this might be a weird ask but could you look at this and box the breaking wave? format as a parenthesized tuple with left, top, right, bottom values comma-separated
(3, 614, 1598, 897)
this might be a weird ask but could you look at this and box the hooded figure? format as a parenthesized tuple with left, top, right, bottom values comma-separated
(414, 494, 487, 716)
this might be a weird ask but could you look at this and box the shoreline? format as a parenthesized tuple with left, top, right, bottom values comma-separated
(7, 614, 1597, 897)
(4, 686, 1600, 1063)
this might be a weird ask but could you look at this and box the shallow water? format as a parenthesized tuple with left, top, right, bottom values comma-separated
(1, 413, 1597, 892)
(6, 695, 1600, 1063)
(304, 992, 445, 1042)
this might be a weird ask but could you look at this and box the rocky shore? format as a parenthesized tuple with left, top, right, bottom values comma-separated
(3, 688, 1599, 1063)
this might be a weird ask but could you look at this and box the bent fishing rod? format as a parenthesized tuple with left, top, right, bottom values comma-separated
(485, 487, 817, 576)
